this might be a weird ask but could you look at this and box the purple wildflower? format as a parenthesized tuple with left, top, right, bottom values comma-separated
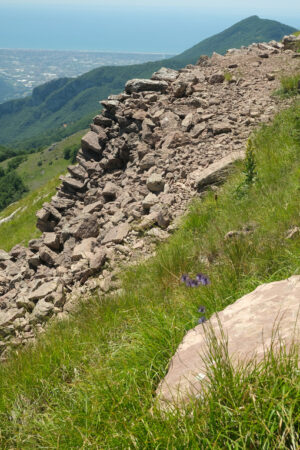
(196, 273, 210, 286)
(180, 274, 189, 284)
(198, 316, 207, 325)
(198, 306, 206, 314)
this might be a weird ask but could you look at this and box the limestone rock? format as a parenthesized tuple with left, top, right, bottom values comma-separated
(212, 122, 232, 135)
(30, 299, 54, 323)
(0, 250, 11, 261)
(125, 79, 168, 94)
(102, 182, 119, 201)
(102, 223, 130, 244)
(146, 174, 165, 193)
(189, 151, 245, 190)
(28, 279, 60, 302)
(142, 193, 159, 211)
(72, 238, 97, 262)
(151, 67, 179, 82)
(39, 246, 57, 267)
(157, 276, 300, 408)
(43, 233, 60, 251)
(81, 131, 102, 154)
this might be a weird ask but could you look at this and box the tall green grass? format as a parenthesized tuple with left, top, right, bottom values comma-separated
(0, 176, 61, 251)
(0, 101, 300, 447)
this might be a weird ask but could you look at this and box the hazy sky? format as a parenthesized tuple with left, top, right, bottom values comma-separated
(0, 0, 299, 52)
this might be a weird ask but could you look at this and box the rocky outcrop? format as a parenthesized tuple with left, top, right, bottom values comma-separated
(157, 276, 300, 409)
(1, 36, 300, 359)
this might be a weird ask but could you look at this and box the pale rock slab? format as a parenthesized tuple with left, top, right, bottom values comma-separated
(157, 276, 300, 408)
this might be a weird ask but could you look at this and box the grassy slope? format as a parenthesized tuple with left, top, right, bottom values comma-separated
(0, 176, 61, 251)
(0, 99, 299, 447)
(0, 129, 84, 192)
(0, 16, 296, 149)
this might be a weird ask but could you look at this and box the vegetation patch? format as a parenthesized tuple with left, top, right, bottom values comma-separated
(0, 176, 61, 251)
(0, 101, 300, 447)
(275, 72, 300, 97)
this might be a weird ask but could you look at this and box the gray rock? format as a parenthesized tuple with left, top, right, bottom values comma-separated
(0, 250, 11, 261)
(125, 79, 168, 94)
(30, 299, 54, 322)
(142, 193, 159, 210)
(151, 67, 179, 82)
(212, 122, 232, 135)
(89, 250, 106, 271)
(146, 173, 165, 193)
(72, 238, 97, 262)
(28, 279, 60, 302)
(102, 223, 130, 244)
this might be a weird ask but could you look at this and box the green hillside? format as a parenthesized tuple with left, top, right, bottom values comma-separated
(0, 76, 19, 104)
(0, 16, 296, 149)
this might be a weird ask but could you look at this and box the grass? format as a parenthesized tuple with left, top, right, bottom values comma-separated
(0, 129, 85, 192)
(274, 71, 300, 98)
(0, 176, 61, 251)
(0, 100, 300, 447)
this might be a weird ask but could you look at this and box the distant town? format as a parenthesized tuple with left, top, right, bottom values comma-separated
(0, 48, 173, 103)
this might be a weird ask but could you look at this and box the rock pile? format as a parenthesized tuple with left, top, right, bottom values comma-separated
(1, 36, 299, 358)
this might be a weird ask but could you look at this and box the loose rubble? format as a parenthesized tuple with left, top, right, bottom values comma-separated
(1, 36, 300, 359)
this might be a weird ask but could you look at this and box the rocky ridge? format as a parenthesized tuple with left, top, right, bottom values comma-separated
(0, 36, 299, 358)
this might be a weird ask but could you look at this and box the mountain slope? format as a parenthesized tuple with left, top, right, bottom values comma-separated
(0, 15, 296, 149)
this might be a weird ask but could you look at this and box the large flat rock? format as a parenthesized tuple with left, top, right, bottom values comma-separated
(157, 276, 300, 408)
(125, 79, 168, 94)
(189, 151, 245, 189)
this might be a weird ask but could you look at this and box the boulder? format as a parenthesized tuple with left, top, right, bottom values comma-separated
(81, 131, 102, 154)
(63, 214, 99, 240)
(102, 182, 119, 201)
(142, 193, 159, 210)
(157, 276, 300, 408)
(39, 246, 57, 267)
(189, 151, 244, 190)
(30, 299, 54, 323)
(151, 67, 179, 82)
(43, 233, 60, 251)
(28, 279, 60, 302)
(212, 122, 232, 135)
(146, 174, 165, 193)
(209, 73, 225, 84)
(139, 154, 156, 171)
(125, 79, 168, 94)
(72, 238, 97, 262)
(102, 223, 130, 244)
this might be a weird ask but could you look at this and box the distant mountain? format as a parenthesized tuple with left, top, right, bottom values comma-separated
(0, 16, 296, 149)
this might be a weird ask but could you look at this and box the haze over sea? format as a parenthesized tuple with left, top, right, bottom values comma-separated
(0, 0, 299, 53)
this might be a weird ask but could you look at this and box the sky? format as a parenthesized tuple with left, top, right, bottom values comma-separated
(0, 0, 299, 53)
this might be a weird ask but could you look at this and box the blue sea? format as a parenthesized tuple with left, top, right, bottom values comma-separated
(0, 6, 250, 53)
(0, 4, 298, 54)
